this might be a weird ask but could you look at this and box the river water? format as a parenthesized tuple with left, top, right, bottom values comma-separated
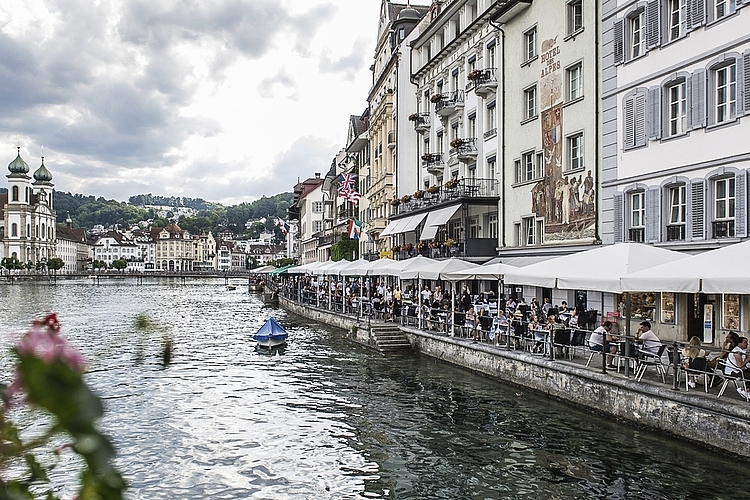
(0, 278, 745, 499)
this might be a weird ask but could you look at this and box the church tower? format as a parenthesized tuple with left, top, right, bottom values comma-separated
(31, 156, 56, 262)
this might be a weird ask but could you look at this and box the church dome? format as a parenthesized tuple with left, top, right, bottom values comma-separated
(8, 147, 30, 174)
(397, 7, 421, 21)
(33, 157, 53, 182)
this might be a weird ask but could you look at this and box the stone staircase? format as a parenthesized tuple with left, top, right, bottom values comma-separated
(369, 323, 412, 354)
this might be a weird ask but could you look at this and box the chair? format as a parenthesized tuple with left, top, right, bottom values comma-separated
(570, 329, 588, 359)
(684, 356, 710, 393)
(553, 328, 572, 360)
(713, 359, 750, 401)
(635, 345, 668, 383)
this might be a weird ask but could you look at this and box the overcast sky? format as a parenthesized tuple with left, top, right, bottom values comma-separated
(0, 0, 394, 204)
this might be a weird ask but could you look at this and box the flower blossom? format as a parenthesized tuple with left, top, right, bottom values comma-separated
(15, 313, 85, 372)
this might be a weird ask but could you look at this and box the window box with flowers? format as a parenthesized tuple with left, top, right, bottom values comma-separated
(415, 241, 426, 250)
(391, 245, 401, 253)
(445, 238, 459, 248)
(426, 185, 440, 194)
(408, 113, 420, 121)
(430, 93, 445, 103)
(401, 194, 412, 203)
(467, 69, 483, 81)
(444, 178, 459, 189)
(389, 199, 401, 207)
(428, 240, 441, 249)
(413, 190, 425, 199)
(401, 243, 413, 252)
(450, 138, 465, 149)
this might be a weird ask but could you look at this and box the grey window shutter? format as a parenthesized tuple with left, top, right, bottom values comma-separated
(623, 95, 635, 148)
(647, 86, 661, 140)
(690, 69, 706, 130)
(634, 92, 647, 147)
(691, 180, 705, 240)
(613, 193, 624, 243)
(736, 171, 747, 238)
(614, 19, 624, 65)
(687, 0, 705, 30)
(646, 0, 660, 48)
(646, 187, 661, 242)
(743, 50, 750, 116)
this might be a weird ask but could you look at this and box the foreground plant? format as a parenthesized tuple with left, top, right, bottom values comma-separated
(1, 313, 126, 499)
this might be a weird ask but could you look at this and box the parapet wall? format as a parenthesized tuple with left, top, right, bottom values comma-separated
(407, 328, 750, 458)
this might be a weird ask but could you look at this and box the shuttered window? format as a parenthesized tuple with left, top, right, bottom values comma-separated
(691, 180, 706, 239)
(646, 0, 661, 48)
(623, 90, 648, 149)
(667, 81, 687, 136)
(613, 193, 624, 242)
(686, 0, 706, 30)
(690, 69, 707, 129)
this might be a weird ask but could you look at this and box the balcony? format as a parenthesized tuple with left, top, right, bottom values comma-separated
(387, 130, 396, 150)
(466, 68, 498, 97)
(394, 178, 500, 215)
(712, 220, 736, 239)
(449, 138, 478, 163)
(337, 206, 357, 220)
(410, 113, 430, 133)
(421, 152, 445, 175)
(393, 238, 497, 260)
(433, 91, 464, 117)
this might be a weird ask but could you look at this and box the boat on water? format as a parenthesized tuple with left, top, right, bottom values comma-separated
(253, 317, 288, 348)
(227, 285, 237, 291)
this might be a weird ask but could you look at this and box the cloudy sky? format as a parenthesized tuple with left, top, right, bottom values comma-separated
(0, 0, 391, 204)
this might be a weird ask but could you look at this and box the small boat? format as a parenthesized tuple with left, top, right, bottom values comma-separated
(227, 285, 237, 291)
(253, 317, 288, 348)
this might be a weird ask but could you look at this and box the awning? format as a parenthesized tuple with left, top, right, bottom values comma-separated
(419, 204, 461, 240)
(401, 213, 428, 232)
(381, 217, 408, 236)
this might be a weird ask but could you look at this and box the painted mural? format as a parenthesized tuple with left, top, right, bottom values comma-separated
(531, 37, 595, 241)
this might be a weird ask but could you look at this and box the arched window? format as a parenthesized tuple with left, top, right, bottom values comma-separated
(11, 186, 18, 201)
(41, 223, 46, 239)
(25, 187, 29, 202)
(11, 223, 18, 237)
(27, 224, 30, 237)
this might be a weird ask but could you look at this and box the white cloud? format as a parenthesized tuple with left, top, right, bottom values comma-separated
(0, 0, 383, 204)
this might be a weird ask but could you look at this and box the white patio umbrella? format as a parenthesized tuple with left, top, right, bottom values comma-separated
(621, 240, 750, 294)
(401, 257, 480, 280)
(336, 258, 372, 276)
(370, 255, 438, 277)
(444, 261, 518, 281)
(502, 243, 687, 293)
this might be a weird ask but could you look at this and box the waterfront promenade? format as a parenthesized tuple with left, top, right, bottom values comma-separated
(277, 293, 750, 459)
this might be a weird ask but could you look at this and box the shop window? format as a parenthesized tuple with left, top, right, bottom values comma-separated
(661, 292, 675, 324)
(630, 292, 657, 321)
(723, 294, 740, 330)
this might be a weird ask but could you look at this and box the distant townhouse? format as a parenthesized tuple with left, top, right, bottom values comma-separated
(216, 239, 232, 271)
(289, 173, 325, 264)
(56, 217, 89, 273)
(92, 231, 142, 270)
(150, 223, 194, 271)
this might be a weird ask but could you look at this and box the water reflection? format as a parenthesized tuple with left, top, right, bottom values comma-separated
(0, 279, 745, 499)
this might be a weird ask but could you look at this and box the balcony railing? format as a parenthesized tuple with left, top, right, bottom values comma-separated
(483, 128, 497, 140)
(666, 224, 685, 241)
(434, 91, 465, 117)
(422, 152, 445, 175)
(629, 228, 645, 243)
(393, 238, 497, 260)
(466, 68, 498, 97)
(712, 220, 735, 239)
(411, 113, 430, 133)
(395, 178, 500, 215)
(449, 138, 478, 162)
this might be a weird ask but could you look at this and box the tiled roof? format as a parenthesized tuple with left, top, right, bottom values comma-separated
(56, 224, 87, 243)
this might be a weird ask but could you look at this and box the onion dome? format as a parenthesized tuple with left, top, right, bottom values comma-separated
(33, 157, 53, 182)
(8, 147, 30, 174)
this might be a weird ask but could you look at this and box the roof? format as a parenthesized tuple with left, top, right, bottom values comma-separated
(0, 192, 6, 220)
(56, 224, 87, 243)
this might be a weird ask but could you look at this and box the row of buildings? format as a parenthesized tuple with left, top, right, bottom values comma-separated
(0, 150, 285, 273)
(286, 0, 750, 341)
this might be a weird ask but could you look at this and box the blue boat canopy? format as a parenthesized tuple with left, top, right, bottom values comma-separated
(253, 317, 288, 342)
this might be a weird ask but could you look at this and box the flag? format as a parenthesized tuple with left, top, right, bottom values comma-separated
(347, 218, 363, 240)
(339, 173, 357, 192)
(339, 188, 361, 205)
(277, 219, 290, 236)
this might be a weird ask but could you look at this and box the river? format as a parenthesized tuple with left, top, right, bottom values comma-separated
(0, 278, 744, 499)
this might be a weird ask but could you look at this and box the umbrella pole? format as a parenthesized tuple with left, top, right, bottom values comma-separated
(624, 293, 632, 378)
(418, 277, 423, 330)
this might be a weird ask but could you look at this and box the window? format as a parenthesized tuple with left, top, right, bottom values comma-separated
(630, 11, 644, 59)
(313, 201, 323, 213)
(567, 0, 583, 34)
(524, 27, 537, 61)
(661, 292, 676, 324)
(567, 133, 584, 171)
(11, 223, 17, 237)
(712, 0, 736, 21)
(630, 191, 645, 242)
(623, 89, 647, 149)
(524, 217, 536, 245)
(667, 185, 686, 241)
(723, 294, 740, 330)
(515, 152, 536, 183)
(468, 114, 476, 139)
(715, 63, 736, 124)
(667, 81, 687, 136)
(314, 221, 323, 232)
(487, 42, 496, 69)
(11, 185, 18, 201)
(713, 177, 735, 238)
(567, 63, 583, 101)
(536, 152, 544, 179)
(486, 102, 496, 134)
(667, 0, 683, 42)
(488, 157, 496, 182)
(524, 85, 537, 119)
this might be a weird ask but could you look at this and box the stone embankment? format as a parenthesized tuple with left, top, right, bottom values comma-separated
(279, 296, 750, 458)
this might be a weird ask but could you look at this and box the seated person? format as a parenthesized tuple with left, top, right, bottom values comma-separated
(464, 306, 478, 335)
(724, 336, 750, 377)
(707, 330, 740, 371)
(682, 336, 707, 388)
(634, 321, 661, 356)
(589, 320, 618, 368)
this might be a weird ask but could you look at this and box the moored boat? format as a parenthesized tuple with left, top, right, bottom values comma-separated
(253, 317, 288, 348)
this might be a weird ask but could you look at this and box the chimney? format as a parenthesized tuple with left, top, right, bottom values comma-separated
(315, 172, 321, 179)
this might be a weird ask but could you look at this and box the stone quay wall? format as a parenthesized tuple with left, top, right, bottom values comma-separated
(280, 296, 750, 458)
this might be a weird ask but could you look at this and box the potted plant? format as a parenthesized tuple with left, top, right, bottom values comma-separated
(467, 69, 483, 81)
(422, 152, 435, 162)
(426, 185, 440, 194)
(444, 178, 459, 189)
(401, 243, 413, 252)
(408, 112, 419, 121)
(413, 190, 425, 199)
(445, 238, 458, 248)
(401, 194, 412, 203)
(391, 245, 401, 253)
(389, 199, 401, 207)
(415, 241, 426, 250)
(430, 93, 445, 103)
(428, 240, 440, 249)
(450, 138, 465, 149)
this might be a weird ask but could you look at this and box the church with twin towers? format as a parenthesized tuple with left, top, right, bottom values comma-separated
(0, 147, 57, 265)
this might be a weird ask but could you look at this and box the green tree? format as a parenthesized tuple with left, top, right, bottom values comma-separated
(93, 260, 107, 271)
(35, 259, 47, 272)
(47, 257, 65, 274)
(1, 256, 23, 271)
(331, 233, 358, 261)
(111, 259, 128, 271)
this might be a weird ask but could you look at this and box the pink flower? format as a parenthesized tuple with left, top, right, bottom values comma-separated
(15, 313, 85, 372)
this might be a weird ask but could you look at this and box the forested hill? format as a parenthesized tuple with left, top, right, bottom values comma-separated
(47, 190, 293, 238)
(128, 194, 216, 211)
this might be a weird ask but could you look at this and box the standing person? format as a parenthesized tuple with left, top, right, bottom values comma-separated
(635, 321, 661, 355)
(542, 297, 552, 318)
(589, 321, 619, 368)
(420, 285, 432, 305)
(460, 286, 472, 312)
